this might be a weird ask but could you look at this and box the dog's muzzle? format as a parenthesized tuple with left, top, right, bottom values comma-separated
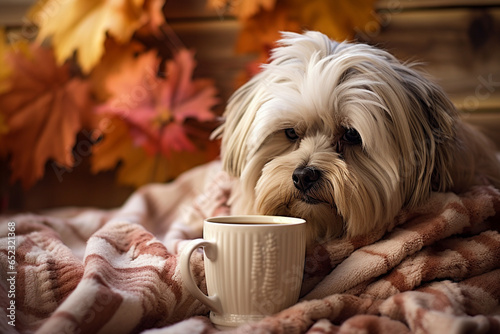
(292, 166, 321, 192)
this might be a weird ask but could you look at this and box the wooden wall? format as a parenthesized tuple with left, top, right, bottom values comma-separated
(166, 0, 500, 144)
(1, 0, 500, 211)
(365, 0, 500, 145)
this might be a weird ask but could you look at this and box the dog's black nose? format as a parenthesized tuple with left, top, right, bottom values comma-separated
(292, 166, 320, 192)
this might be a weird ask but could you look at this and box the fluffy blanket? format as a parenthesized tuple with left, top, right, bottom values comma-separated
(1, 161, 500, 334)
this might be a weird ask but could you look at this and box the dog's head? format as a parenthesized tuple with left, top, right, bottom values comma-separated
(214, 31, 482, 243)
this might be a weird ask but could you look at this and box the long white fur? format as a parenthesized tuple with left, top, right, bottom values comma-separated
(215, 31, 500, 244)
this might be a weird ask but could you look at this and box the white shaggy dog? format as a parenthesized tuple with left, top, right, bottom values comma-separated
(213, 31, 500, 244)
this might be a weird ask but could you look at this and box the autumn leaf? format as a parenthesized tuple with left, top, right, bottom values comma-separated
(91, 116, 219, 187)
(235, 0, 378, 86)
(90, 116, 171, 186)
(30, 0, 165, 74)
(89, 37, 146, 102)
(0, 44, 92, 188)
(0, 28, 12, 96)
(234, 2, 301, 86)
(237, 0, 377, 55)
(92, 48, 219, 186)
(138, 0, 166, 36)
(208, 0, 277, 20)
(0, 28, 16, 155)
(96, 48, 218, 156)
(236, 2, 301, 55)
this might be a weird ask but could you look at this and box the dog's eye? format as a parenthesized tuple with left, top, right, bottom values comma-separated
(284, 128, 299, 141)
(342, 128, 362, 145)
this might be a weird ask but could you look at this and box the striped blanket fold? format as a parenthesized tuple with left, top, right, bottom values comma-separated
(1, 162, 500, 334)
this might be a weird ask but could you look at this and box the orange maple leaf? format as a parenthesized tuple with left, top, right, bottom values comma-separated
(236, 2, 301, 55)
(0, 44, 92, 189)
(89, 37, 146, 102)
(30, 0, 165, 74)
(0, 28, 12, 96)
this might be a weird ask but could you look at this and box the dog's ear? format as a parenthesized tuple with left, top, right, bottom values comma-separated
(400, 66, 500, 197)
(397, 67, 458, 199)
(212, 72, 269, 177)
(423, 86, 457, 192)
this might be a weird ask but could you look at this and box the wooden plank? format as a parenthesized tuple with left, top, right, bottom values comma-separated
(3, 0, 500, 25)
(164, 0, 233, 20)
(361, 8, 500, 112)
(0, 4, 30, 26)
(377, 0, 500, 10)
(463, 112, 500, 149)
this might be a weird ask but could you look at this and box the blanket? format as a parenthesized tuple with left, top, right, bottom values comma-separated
(1, 160, 500, 334)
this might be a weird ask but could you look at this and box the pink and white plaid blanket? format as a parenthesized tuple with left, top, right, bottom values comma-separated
(1, 161, 500, 333)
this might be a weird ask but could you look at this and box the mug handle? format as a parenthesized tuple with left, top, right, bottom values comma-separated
(180, 238, 222, 314)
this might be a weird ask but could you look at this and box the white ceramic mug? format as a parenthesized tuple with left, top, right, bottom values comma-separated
(180, 215, 306, 328)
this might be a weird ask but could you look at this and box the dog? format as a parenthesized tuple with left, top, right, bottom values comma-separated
(213, 31, 500, 244)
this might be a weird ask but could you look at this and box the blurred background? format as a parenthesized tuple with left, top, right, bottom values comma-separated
(1, 0, 499, 213)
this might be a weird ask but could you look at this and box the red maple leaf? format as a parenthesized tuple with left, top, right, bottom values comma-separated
(96, 48, 219, 157)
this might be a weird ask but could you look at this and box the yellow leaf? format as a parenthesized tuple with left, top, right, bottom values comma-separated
(90, 116, 164, 187)
(91, 116, 169, 187)
(31, 0, 164, 73)
(91, 116, 220, 187)
(117, 147, 216, 187)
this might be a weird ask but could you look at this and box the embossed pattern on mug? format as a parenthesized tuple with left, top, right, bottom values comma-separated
(204, 224, 305, 319)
